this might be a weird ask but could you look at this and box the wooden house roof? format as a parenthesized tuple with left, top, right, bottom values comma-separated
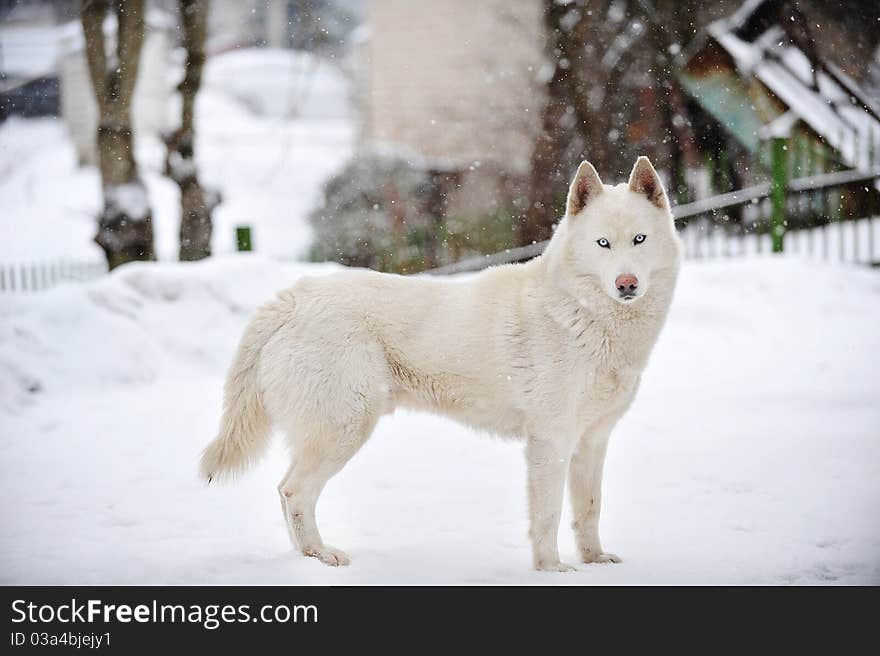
(679, 0, 880, 171)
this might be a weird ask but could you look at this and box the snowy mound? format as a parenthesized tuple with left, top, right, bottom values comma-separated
(0, 257, 878, 584)
(0, 256, 336, 410)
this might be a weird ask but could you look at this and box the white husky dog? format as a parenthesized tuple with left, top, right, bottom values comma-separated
(201, 157, 681, 571)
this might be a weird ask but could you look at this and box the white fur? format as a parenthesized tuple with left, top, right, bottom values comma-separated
(201, 157, 681, 570)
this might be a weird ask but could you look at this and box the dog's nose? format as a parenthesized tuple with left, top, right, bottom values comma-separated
(615, 273, 638, 295)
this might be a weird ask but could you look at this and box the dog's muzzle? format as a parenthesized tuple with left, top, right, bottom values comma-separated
(615, 273, 639, 300)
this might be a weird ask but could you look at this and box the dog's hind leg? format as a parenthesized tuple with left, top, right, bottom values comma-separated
(277, 462, 297, 547)
(278, 418, 377, 567)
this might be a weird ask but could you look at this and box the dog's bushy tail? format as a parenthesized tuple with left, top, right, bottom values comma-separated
(199, 293, 293, 483)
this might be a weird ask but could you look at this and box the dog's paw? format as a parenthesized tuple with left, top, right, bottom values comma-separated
(535, 560, 578, 572)
(581, 551, 622, 564)
(304, 545, 351, 567)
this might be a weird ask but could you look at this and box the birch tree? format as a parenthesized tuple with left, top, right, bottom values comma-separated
(80, 0, 154, 269)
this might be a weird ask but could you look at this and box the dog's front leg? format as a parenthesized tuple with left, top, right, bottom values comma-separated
(568, 422, 621, 564)
(526, 435, 576, 572)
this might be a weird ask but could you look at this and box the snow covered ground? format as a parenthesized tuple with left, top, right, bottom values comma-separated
(0, 48, 353, 263)
(1, 255, 878, 584)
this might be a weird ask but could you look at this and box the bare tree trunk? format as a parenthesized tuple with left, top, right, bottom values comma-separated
(524, 0, 712, 245)
(635, 0, 704, 198)
(523, 0, 613, 246)
(166, 0, 218, 261)
(521, 2, 570, 246)
(523, 1, 574, 245)
(81, 0, 154, 270)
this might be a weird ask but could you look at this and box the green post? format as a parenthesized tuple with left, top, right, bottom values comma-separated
(675, 162, 689, 206)
(792, 135, 802, 180)
(770, 137, 787, 253)
(236, 225, 253, 252)
(719, 147, 732, 192)
(704, 152, 716, 194)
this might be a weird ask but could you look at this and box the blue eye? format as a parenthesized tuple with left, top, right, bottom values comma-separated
(633, 233, 646, 245)
(597, 238, 611, 249)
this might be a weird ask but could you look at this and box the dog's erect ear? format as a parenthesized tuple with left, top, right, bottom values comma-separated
(628, 156, 669, 210)
(566, 160, 603, 217)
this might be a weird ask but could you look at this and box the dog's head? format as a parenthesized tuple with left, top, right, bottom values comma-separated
(552, 157, 680, 305)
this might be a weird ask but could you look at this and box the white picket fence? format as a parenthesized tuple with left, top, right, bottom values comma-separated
(677, 215, 880, 264)
(0, 259, 107, 294)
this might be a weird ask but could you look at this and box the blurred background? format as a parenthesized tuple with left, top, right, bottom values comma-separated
(1, 0, 878, 281)
(2, 1, 880, 585)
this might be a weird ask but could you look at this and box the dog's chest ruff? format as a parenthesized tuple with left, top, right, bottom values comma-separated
(556, 303, 657, 423)
(585, 365, 639, 415)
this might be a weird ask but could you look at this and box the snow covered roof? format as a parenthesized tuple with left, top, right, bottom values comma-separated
(684, 0, 880, 171)
(0, 24, 64, 81)
(0, 10, 173, 86)
(57, 8, 175, 54)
